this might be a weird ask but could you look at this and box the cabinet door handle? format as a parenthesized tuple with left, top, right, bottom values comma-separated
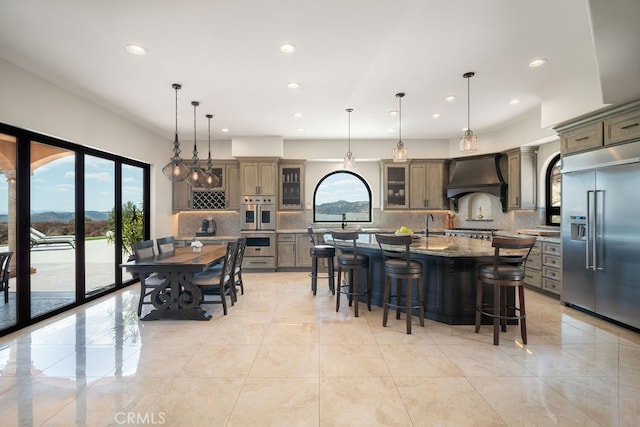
(621, 123, 639, 130)
(576, 136, 590, 142)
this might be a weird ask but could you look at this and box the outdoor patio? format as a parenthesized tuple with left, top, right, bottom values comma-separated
(1, 239, 123, 330)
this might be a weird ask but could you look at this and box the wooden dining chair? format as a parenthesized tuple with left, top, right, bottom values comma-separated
(156, 236, 175, 255)
(192, 240, 238, 315)
(133, 240, 166, 316)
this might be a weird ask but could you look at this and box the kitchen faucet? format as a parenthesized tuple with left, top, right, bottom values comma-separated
(425, 214, 434, 238)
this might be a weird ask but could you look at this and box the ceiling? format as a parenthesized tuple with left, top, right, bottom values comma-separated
(0, 0, 634, 143)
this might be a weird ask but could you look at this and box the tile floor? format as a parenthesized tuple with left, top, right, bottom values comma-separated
(0, 271, 639, 426)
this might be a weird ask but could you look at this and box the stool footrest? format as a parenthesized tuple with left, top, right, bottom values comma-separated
(309, 273, 336, 279)
(476, 304, 526, 321)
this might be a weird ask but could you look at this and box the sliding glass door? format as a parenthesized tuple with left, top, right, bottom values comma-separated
(29, 141, 76, 318)
(0, 133, 17, 331)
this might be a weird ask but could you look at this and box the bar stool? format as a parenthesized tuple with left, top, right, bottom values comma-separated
(475, 236, 537, 345)
(307, 227, 335, 295)
(376, 234, 424, 334)
(331, 231, 370, 317)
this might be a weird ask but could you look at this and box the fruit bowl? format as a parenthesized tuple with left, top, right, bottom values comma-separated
(394, 231, 412, 236)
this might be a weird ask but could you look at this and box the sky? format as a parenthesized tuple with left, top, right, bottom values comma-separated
(314, 172, 369, 205)
(0, 153, 144, 214)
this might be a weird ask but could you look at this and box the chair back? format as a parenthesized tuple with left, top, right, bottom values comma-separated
(375, 234, 412, 267)
(330, 231, 360, 255)
(234, 237, 247, 273)
(490, 236, 537, 275)
(0, 251, 13, 281)
(307, 226, 317, 246)
(221, 240, 239, 285)
(133, 240, 155, 260)
(156, 236, 175, 254)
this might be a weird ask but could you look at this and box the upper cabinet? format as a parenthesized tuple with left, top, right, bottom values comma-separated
(409, 160, 450, 210)
(240, 160, 277, 195)
(556, 100, 640, 156)
(278, 161, 305, 210)
(382, 161, 409, 209)
(505, 147, 536, 210)
(171, 161, 240, 212)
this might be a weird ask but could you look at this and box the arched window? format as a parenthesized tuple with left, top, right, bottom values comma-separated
(313, 170, 372, 224)
(545, 154, 561, 226)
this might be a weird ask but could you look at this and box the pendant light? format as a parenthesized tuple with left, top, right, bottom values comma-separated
(186, 101, 206, 187)
(162, 83, 190, 181)
(460, 72, 479, 152)
(202, 113, 221, 188)
(343, 108, 356, 170)
(392, 92, 408, 162)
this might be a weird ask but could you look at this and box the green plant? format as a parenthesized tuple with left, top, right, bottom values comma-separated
(107, 201, 144, 257)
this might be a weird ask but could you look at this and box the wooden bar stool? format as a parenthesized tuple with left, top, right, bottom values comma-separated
(331, 231, 370, 317)
(376, 234, 424, 334)
(308, 227, 335, 295)
(475, 236, 537, 345)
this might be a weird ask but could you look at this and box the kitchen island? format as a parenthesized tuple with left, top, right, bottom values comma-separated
(330, 234, 520, 325)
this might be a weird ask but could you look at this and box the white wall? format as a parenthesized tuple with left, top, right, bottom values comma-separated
(0, 58, 174, 238)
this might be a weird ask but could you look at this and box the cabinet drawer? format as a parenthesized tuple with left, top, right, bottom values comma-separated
(278, 233, 295, 242)
(542, 277, 561, 294)
(561, 122, 603, 155)
(526, 243, 542, 269)
(542, 242, 560, 255)
(542, 254, 560, 268)
(542, 265, 561, 281)
(605, 108, 640, 145)
(243, 257, 276, 269)
(524, 268, 542, 288)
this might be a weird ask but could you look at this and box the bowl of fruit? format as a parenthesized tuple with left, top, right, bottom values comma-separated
(394, 226, 413, 236)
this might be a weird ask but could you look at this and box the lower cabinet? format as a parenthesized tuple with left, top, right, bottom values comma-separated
(524, 239, 561, 295)
(277, 233, 313, 269)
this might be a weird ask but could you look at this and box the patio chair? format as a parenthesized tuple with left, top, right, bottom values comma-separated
(30, 227, 76, 249)
(0, 252, 13, 303)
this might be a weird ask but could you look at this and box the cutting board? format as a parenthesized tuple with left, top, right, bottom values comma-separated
(517, 229, 560, 236)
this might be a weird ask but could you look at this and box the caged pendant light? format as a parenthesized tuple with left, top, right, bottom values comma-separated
(162, 83, 190, 181)
(460, 72, 479, 152)
(392, 92, 408, 162)
(202, 113, 221, 189)
(343, 108, 356, 170)
(186, 101, 206, 187)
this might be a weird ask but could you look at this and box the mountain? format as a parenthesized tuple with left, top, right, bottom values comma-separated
(315, 200, 368, 215)
(0, 211, 110, 223)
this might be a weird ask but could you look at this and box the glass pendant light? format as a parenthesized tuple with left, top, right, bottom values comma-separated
(186, 101, 206, 187)
(202, 113, 221, 188)
(162, 83, 190, 181)
(343, 108, 356, 170)
(392, 92, 408, 162)
(460, 72, 479, 152)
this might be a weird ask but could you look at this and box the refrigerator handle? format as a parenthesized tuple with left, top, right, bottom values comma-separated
(585, 190, 596, 270)
(594, 190, 605, 271)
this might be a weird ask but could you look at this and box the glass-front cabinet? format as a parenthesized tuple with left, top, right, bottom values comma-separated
(279, 161, 305, 210)
(382, 161, 409, 209)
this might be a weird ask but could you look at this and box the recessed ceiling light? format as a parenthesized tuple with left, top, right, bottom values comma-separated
(297, 128, 304, 132)
(387, 128, 395, 132)
(287, 82, 301, 89)
(389, 110, 398, 116)
(221, 128, 229, 133)
(444, 95, 456, 102)
(126, 44, 148, 55)
(509, 98, 521, 105)
(293, 112, 303, 118)
(280, 43, 296, 53)
(432, 113, 441, 118)
(529, 58, 547, 68)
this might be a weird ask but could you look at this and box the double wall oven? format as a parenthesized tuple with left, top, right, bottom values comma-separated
(240, 196, 276, 270)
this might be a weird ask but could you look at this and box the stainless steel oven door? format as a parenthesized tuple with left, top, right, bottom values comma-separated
(240, 196, 276, 230)
(241, 232, 275, 257)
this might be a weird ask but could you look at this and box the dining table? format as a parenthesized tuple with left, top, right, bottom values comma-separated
(121, 245, 228, 321)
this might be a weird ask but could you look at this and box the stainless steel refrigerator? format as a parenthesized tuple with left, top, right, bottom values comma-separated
(562, 140, 640, 329)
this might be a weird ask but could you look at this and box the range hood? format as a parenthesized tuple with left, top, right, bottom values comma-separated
(446, 153, 507, 212)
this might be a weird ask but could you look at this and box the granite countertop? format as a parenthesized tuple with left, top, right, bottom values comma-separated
(176, 235, 240, 242)
(341, 234, 497, 258)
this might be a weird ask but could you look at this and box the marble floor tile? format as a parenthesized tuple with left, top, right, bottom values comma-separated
(1, 271, 639, 425)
